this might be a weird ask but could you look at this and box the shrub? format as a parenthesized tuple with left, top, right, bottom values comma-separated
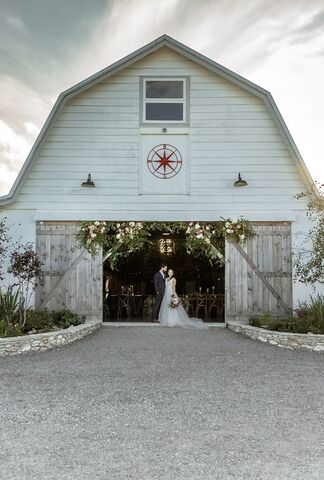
(0, 287, 20, 324)
(51, 309, 82, 329)
(22, 310, 53, 333)
(250, 297, 324, 334)
(0, 320, 22, 337)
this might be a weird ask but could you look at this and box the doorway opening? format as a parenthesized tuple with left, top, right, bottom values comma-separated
(103, 225, 225, 322)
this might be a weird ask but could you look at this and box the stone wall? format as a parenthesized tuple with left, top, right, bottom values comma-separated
(227, 321, 324, 352)
(0, 318, 101, 356)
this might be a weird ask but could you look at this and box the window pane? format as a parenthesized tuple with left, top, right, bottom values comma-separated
(146, 81, 183, 98)
(146, 103, 183, 121)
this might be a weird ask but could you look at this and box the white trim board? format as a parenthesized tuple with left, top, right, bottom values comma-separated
(32, 211, 298, 222)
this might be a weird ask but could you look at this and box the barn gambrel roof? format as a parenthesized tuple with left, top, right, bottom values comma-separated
(0, 34, 315, 205)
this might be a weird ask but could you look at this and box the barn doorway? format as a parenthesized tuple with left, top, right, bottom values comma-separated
(103, 227, 225, 323)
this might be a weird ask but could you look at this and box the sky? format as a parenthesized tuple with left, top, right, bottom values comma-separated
(0, 0, 324, 196)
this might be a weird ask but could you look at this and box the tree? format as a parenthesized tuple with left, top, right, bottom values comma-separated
(8, 243, 44, 327)
(295, 182, 324, 285)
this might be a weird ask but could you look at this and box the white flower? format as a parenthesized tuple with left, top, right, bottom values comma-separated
(195, 223, 200, 230)
(90, 233, 97, 238)
(116, 233, 121, 239)
(94, 221, 100, 226)
(89, 225, 94, 231)
(240, 234, 245, 241)
(226, 228, 231, 233)
(206, 225, 210, 230)
(196, 234, 203, 239)
(186, 227, 191, 234)
(225, 222, 230, 228)
(205, 238, 211, 243)
(237, 224, 241, 229)
(100, 227, 105, 233)
(229, 229, 234, 234)
(116, 223, 120, 228)
(129, 221, 135, 227)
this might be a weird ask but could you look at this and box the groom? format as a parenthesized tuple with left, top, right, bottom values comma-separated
(152, 264, 168, 322)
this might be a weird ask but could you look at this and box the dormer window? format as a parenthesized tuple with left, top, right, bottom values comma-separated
(142, 78, 187, 123)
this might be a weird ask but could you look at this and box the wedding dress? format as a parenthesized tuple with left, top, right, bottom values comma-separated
(158, 278, 208, 329)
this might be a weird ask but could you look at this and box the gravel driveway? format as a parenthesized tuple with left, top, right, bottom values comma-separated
(1, 326, 323, 480)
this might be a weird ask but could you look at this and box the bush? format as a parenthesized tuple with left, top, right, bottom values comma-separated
(0, 320, 22, 337)
(0, 287, 20, 324)
(0, 307, 82, 337)
(22, 310, 53, 333)
(51, 309, 82, 329)
(250, 297, 324, 334)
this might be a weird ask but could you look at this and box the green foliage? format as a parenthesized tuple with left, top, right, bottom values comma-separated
(22, 310, 53, 333)
(0, 287, 20, 324)
(0, 307, 82, 337)
(77, 219, 255, 271)
(295, 182, 324, 284)
(0, 320, 22, 337)
(51, 309, 82, 329)
(250, 296, 324, 334)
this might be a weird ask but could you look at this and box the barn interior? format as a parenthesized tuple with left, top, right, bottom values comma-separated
(103, 227, 225, 322)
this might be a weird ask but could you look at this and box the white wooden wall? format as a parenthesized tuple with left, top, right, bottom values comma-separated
(11, 47, 307, 217)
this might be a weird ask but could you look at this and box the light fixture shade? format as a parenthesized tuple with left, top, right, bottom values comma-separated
(81, 173, 95, 188)
(233, 173, 248, 187)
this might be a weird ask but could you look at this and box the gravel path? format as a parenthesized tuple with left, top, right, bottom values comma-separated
(1, 326, 323, 480)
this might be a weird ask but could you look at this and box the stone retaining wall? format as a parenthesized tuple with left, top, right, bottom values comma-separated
(0, 318, 101, 356)
(227, 321, 324, 352)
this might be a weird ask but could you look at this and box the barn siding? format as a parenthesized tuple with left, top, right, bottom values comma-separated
(13, 47, 306, 213)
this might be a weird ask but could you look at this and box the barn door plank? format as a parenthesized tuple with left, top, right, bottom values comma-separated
(225, 223, 292, 323)
(36, 222, 102, 318)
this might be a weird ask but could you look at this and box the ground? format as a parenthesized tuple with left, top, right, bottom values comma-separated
(1, 326, 323, 480)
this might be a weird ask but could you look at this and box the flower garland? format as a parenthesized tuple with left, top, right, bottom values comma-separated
(185, 222, 225, 263)
(220, 217, 255, 244)
(76, 218, 255, 270)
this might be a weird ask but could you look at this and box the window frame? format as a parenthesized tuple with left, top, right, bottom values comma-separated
(141, 76, 189, 125)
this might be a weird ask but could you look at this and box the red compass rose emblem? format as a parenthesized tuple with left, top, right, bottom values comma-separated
(147, 144, 182, 179)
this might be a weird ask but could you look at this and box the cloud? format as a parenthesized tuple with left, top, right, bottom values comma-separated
(0, 0, 324, 197)
(0, 120, 32, 194)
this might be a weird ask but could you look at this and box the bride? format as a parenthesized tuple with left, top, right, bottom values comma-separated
(158, 269, 208, 329)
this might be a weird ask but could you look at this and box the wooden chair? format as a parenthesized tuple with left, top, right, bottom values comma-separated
(143, 295, 154, 319)
(208, 294, 225, 320)
(117, 294, 131, 319)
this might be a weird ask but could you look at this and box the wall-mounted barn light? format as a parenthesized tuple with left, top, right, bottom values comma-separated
(233, 173, 248, 187)
(81, 174, 95, 188)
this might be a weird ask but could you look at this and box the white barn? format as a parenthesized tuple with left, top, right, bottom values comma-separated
(0, 35, 320, 323)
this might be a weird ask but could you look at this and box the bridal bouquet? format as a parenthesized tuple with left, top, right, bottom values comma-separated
(170, 295, 180, 309)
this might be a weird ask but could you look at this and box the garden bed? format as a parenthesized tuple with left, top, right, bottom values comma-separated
(227, 321, 324, 352)
(0, 317, 101, 356)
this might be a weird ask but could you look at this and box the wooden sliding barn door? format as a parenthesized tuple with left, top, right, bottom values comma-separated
(35, 222, 102, 319)
(225, 223, 292, 323)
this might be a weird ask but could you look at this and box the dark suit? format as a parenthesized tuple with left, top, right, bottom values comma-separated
(153, 271, 166, 320)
